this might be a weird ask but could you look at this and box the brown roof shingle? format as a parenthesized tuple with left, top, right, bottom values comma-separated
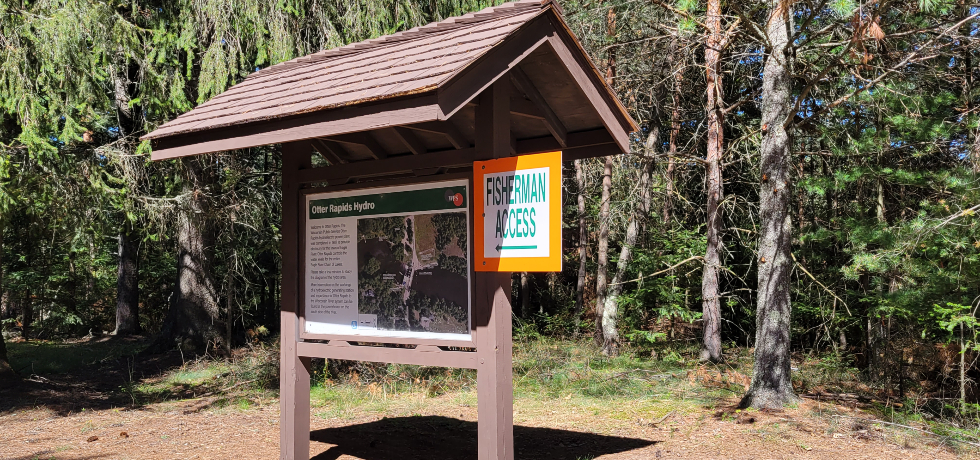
(143, 1, 552, 140)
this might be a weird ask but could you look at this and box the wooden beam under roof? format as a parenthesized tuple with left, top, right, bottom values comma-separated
(327, 132, 389, 160)
(389, 127, 428, 155)
(311, 138, 347, 165)
(295, 128, 616, 185)
(465, 97, 545, 120)
(508, 97, 545, 120)
(510, 66, 567, 148)
(402, 121, 469, 149)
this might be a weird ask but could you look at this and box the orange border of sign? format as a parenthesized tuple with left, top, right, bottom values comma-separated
(474, 151, 562, 272)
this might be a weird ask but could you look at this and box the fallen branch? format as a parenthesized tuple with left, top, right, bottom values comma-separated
(792, 253, 851, 315)
(830, 414, 980, 449)
(653, 410, 676, 425)
(610, 256, 703, 286)
(196, 378, 259, 399)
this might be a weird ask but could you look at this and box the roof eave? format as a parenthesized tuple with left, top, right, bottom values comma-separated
(148, 93, 443, 160)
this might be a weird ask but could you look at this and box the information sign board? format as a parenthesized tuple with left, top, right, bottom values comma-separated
(474, 151, 562, 272)
(304, 180, 472, 341)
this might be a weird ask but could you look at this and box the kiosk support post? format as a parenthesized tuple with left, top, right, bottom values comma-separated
(475, 271, 514, 460)
(281, 141, 312, 460)
(475, 78, 515, 460)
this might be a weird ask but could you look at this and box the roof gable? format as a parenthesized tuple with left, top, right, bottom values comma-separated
(144, 0, 637, 161)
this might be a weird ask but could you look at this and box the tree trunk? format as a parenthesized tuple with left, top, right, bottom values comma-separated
(226, 225, 237, 353)
(22, 291, 33, 340)
(155, 157, 221, 352)
(741, 0, 799, 409)
(114, 226, 141, 335)
(603, 145, 655, 356)
(574, 159, 588, 328)
(961, 323, 968, 412)
(960, 0, 980, 173)
(665, 48, 682, 225)
(594, 157, 613, 345)
(604, 8, 617, 88)
(520, 272, 530, 318)
(701, 0, 725, 363)
(876, 178, 886, 223)
(0, 228, 11, 377)
(0, 332, 12, 380)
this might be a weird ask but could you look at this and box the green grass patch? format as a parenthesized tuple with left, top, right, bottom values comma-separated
(306, 337, 705, 423)
(7, 338, 145, 375)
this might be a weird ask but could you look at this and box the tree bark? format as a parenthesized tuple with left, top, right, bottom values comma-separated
(0, 228, 11, 377)
(22, 291, 32, 340)
(960, 0, 980, 173)
(113, 226, 141, 335)
(741, 0, 799, 409)
(603, 137, 656, 356)
(154, 157, 222, 352)
(604, 8, 617, 87)
(520, 272, 530, 318)
(701, 0, 725, 363)
(961, 323, 968, 412)
(0, 332, 12, 379)
(226, 222, 237, 353)
(594, 157, 613, 345)
(573, 159, 588, 328)
(665, 47, 682, 225)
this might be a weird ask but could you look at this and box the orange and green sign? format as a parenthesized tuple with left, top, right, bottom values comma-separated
(474, 151, 562, 272)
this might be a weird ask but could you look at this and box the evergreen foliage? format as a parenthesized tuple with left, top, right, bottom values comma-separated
(0, 0, 977, 412)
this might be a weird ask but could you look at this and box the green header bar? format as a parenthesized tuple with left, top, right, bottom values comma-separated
(309, 184, 468, 219)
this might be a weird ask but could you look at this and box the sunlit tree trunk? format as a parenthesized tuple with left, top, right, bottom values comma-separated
(960, 0, 980, 173)
(0, 224, 10, 377)
(595, 157, 613, 345)
(604, 133, 655, 356)
(573, 159, 588, 328)
(701, 0, 725, 363)
(665, 47, 682, 225)
(741, 0, 799, 409)
(595, 7, 618, 346)
(961, 323, 968, 412)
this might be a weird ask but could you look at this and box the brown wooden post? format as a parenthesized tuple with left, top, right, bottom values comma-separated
(475, 271, 514, 460)
(475, 78, 514, 460)
(281, 141, 312, 460)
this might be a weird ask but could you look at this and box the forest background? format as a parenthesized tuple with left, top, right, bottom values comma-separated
(0, 0, 979, 421)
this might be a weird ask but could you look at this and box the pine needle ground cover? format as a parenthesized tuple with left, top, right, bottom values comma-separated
(0, 337, 978, 459)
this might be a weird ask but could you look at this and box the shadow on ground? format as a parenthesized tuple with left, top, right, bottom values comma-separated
(0, 336, 187, 416)
(311, 415, 656, 460)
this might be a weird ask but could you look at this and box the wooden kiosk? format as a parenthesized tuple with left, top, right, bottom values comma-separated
(143, 1, 636, 458)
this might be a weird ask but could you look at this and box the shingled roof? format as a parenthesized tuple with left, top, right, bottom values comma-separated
(145, 0, 636, 161)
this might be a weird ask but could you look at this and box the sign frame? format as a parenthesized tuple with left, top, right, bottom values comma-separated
(298, 174, 478, 348)
(474, 150, 563, 272)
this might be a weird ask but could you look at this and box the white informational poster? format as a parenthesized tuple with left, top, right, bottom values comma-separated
(304, 179, 471, 341)
(481, 166, 551, 259)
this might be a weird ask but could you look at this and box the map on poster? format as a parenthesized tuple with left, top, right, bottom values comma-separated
(304, 180, 471, 341)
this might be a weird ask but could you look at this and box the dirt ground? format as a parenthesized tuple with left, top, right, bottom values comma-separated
(1, 393, 974, 459)
(0, 340, 976, 460)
